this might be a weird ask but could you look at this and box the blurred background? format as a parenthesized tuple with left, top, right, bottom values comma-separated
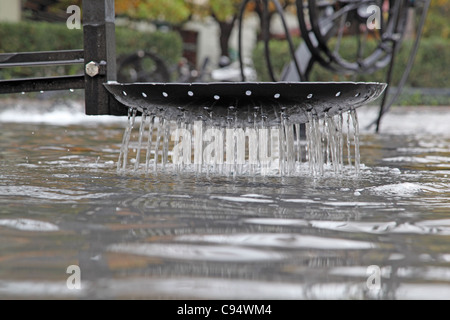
(0, 0, 448, 105)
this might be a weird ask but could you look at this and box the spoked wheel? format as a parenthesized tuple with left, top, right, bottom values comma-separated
(296, 0, 408, 75)
(117, 50, 171, 83)
(295, 0, 430, 131)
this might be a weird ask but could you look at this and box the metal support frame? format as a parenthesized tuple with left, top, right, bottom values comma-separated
(0, 0, 126, 116)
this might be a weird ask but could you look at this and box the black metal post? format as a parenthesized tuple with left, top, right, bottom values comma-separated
(82, 0, 122, 115)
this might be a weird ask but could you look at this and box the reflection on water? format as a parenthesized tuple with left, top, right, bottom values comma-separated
(0, 101, 449, 299)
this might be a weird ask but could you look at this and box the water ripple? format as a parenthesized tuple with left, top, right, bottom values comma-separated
(108, 243, 285, 262)
(175, 233, 375, 250)
(244, 218, 450, 235)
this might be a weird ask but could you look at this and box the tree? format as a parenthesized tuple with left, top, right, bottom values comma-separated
(188, 0, 297, 58)
(116, 0, 243, 58)
(187, 0, 243, 58)
(247, 0, 296, 41)
(40, 0, 297, 59)
(115, 0, 190, 25)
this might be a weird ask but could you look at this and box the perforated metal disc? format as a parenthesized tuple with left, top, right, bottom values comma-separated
(104, 81, 386, 125)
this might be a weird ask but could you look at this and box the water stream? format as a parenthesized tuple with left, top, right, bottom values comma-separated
(117, 107, 361, 178)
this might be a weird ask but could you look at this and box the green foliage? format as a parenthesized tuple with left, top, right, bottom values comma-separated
(115, 27, 182, 65)
(0, 21, 183, 80)
(0, 21, 82, 53)
(422, 0, 450, 39)
(209, 0, 242, 22)
(134, 0, 190, 25)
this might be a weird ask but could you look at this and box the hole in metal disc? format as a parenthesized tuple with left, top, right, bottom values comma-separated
(307, 94, 313, 99)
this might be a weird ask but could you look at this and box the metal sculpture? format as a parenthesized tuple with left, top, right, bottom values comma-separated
(237, 0, 430, 131)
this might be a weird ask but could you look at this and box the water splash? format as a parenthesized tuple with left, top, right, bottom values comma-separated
(117, 107, 362, 177)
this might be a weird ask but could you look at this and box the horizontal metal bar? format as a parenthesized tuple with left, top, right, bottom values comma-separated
(0, 50, 84, 65)
(0, 59, 84, 68)
(0, 75, 85, 94)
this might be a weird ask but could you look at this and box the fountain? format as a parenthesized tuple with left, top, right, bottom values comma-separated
(105, 81, 385, 176)
(0, 0, 427, 176)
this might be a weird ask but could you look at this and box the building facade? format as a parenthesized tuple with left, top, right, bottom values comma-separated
(0, 0, 21, 22)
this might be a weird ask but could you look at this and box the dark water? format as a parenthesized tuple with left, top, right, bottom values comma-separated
(0, 100, 449, 299)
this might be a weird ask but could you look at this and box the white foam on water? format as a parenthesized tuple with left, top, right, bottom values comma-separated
(0, 106, 126, 126)
(108, 243, 285, 262)
(175, 233, 375, 250)
(0, 280, 86, 297)
(396, 284, 450, 300)
(367, 182, 426, 196)
(0, 219, 59, 232)
(240, 194, 272, 199)
(244, 218, 450, 236)
(244, 218, 309, 227)
(382, 156, 447, 163)
(210, 196, 275, 203)
(321, 201, 391, 207)
(100, 277, 369, 300)
(281, 199, 316, 203)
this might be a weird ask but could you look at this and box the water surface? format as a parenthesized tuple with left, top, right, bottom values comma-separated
(0, 100, 449, 299)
